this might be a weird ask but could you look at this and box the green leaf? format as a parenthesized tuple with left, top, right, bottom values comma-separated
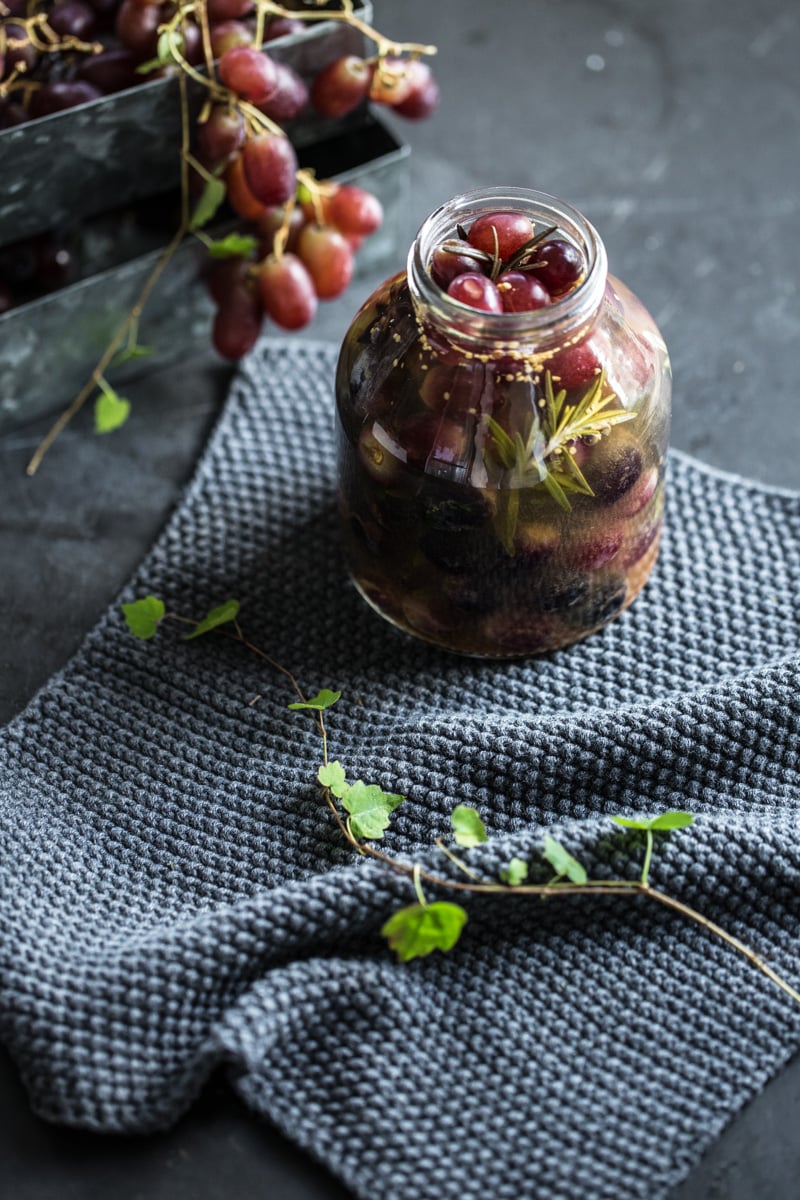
(381, 901, 467, 962)
(341, 781, 404, 840)
(541, 469, 573, 512)
(649, 810, 694, 831)
(288, 689, 342, 712)
(190, 176, 226, 232)
(485, 416, 517, 469)
(110, 343, 155, 368)
(94, 386, 130, 434)
(611, 811, 694, 832)
(156, 29, 172, 62)
(135, 29, 175, 73)
(183, 599, 240, 640)
(450, 804, 488, 848)
(500, 857, 529, 886)
(135, 56, 164, 74)
(543, 834, 588, 884)
(318, 760, 348, 799)
(206, 233, 259, 259)
(121, 595, 165, 640)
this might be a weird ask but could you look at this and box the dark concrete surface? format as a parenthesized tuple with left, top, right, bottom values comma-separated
(1, 1, 799, 1196)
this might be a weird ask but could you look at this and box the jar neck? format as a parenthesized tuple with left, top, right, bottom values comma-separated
(407, 187, 607, 359)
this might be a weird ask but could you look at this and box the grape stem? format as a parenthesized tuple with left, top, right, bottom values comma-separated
(253, 0, 437, 59)
(26, 73, 194, 477)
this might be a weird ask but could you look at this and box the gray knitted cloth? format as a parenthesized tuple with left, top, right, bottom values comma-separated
(2, 341, 800, 1200)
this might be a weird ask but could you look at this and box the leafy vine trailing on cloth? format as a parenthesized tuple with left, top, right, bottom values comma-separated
(120, 593, 800, 1001)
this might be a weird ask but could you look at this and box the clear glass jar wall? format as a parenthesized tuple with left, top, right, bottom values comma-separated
(336, 187, 671, 657)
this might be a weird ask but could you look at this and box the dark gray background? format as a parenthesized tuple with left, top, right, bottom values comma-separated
(2, 1, 799, 1196)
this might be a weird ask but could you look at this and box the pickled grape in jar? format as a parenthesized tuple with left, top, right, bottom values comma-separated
(336, 187, 671, 657)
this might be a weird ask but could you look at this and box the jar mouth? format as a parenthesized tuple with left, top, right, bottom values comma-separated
(407, 186, 607, 353)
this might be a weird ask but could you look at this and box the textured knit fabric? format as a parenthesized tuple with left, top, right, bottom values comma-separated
(2, 340, 800, 1200)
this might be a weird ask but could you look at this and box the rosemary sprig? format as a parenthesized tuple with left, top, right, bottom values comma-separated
(484, 369, 636, 536)
(502, 225, 558, 273)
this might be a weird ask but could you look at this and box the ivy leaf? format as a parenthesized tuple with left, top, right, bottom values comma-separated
(500, 857, 529, 886)
(450, 804, 488, 848)
(121, 595, 165, 640)
(190, 176, 226, 232)
(318, 760, 348, 799)
(381, 901, 467, 962)
(94, 386, 130, 433)
(288, 689, 342, 712)
(206, 233, 259, 259)
(183, 599, 240, 640)
(543, 834, 588, 884)
(648, 811, 695, 831)
(612, 811, 694, 832)
(341, 781, 404, 840)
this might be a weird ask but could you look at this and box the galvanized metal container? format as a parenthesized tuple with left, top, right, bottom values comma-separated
(0, 1, 373, 247)
(0, 113, 409, 433)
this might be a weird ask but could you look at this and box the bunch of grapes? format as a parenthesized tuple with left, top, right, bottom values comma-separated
(208, 178, 385, 357)
(1, 2, 439, 357)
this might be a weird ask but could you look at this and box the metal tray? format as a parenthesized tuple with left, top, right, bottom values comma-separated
(0, 1, 372, 248)
(0, 113, 408, 433)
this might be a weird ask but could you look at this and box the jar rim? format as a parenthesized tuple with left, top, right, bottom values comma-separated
(407, 186, 607, 352)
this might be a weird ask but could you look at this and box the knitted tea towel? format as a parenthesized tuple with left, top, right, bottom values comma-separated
(1, 341, 799, 1200)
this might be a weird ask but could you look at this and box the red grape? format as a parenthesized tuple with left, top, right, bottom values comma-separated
(30, 81, 102, 117)
(209, 19, 253, 58)
(262, 16, 305, 41)
(48, 1, 97, 40)
(213, 293, 264, 358)
(468, 212, 534, 260)
(497, 271, 550, 312)
(242, 132, 298, 205)
(328, 184, 383, 235)
(531, 239, 584, 295)
(115, 0, 161, 58)
(218, 46, 278, 104)
(369, 56, 415, 106)
(258, 253, 317, 330)
(297, 224, 353, 299)
(4, 23, 38, 73)
(179, 22, 204, 67)
(447, 273, 503, 313)
(569, 528, 623, 571)
(430, 240, 485, 289)
(392, 60, 439, 119)
(399, 413, 472, 468)
(196, 104, 245, 166)
(77, 48, 140, 93)
(211, 265, 263, 358)
(224, 153, 269, 221)
(545, 338, 602, 390)
(256, 204, 304, 255)
(257, 62, 309, 122)
(207, 255, 251, 305)
(311, 55, 372, 117)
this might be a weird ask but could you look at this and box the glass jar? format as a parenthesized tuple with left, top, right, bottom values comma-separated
(335, 187, 671, 657)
